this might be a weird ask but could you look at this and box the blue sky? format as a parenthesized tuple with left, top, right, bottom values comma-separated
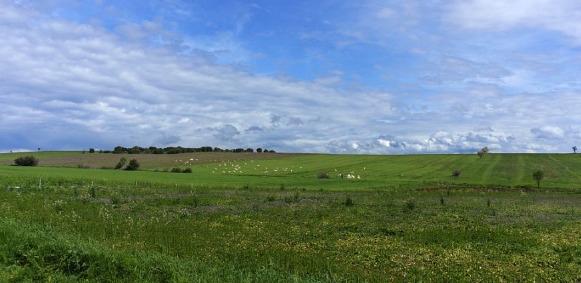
(1, 0, 580, 153)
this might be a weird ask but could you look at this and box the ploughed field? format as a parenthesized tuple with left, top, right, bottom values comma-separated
(1, 152, 581, 282)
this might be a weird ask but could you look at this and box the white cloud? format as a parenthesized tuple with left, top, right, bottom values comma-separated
(447, 0, 581, 44)
(0, 1, 579, 154)
(531, 126, 565, 140)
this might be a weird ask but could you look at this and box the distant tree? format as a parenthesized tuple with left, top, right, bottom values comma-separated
(574, 146, 578, 154)
(256, 148, 263, 153)
(477, 146, 489, 158)
(89, 148, 95, 153)
(125, 159, 140, 171)
(113, 146, 125, 154)
(115, 157, 127, 170)
(532, 170, 544, 188)
(14, 156, 39, 166)
(245, 148, 254, 153)
(263, 149, 269, 153)
(269, 150, 276, 153)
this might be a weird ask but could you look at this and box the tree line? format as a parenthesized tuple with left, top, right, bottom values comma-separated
(100, 146, 276, 155)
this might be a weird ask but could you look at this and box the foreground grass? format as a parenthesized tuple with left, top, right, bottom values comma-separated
(2, 185, 581, 282)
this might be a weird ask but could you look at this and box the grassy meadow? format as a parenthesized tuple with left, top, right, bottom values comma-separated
(1, 152, 581, 282)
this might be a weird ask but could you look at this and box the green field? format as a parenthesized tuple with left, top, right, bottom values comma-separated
(1, 152, 581, 190)
(1, 152, 581, 282)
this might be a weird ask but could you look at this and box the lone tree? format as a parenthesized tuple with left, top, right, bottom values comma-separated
(477, 146, 489, 158)
(574, 146, 578, 154)
(532, 170, 544, 188)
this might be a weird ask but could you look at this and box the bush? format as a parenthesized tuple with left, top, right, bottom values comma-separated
(182, 168, 193, 173)
(171, 167, 182, 173)
(14, 156, 39, 166)
(125, 159, 140, 171)
(403, 199, 416, 213)
(344, 195, 354, 206)
(317, 172, 330, 179)
(114, 157, 127, 169)
(452, 170, 461, 178)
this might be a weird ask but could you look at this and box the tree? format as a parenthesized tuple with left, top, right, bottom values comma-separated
(115, 157, 127, 169)
(477, 146, 489, 158)
(256, 148, 263, 153)
(574, 146, 578, 154)
(532, 170, 544, 188)
(113, 146, 125, 154)
(125, 159, 140, 171)
(14, 156, 39, 166)
(89, 148, 95, 153)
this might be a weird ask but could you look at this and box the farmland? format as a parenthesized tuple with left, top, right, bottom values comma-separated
(1, 152, 581, 282)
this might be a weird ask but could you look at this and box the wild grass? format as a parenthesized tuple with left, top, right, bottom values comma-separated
(2, 185, 581, 282)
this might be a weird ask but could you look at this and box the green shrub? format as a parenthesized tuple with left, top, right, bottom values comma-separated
(171, 167, 182, 173)
(110, 194, 121, 205)
(266, 195, 277, 202)
(14, 156, 39, 166)
(403, 199, 416, 213)
(125, 159, 140, 171)
(452, 170, 461, 178)
(114, 157, 127, 169)
(182, 168, 193, 173)
(344, 195, 354, 207)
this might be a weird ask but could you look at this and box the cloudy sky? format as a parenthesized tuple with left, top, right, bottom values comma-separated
(1, 0, 580, 154)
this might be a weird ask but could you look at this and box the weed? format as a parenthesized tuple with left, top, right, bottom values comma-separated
(403, 199, 416, 212)
(110, 194, 121, 205)
(452, 170, 461, 178)
(344, 195, 354, 206)
(266, 195, 277, 202)
(192, 195, 199, 207)
(90, 187, 96, 198)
